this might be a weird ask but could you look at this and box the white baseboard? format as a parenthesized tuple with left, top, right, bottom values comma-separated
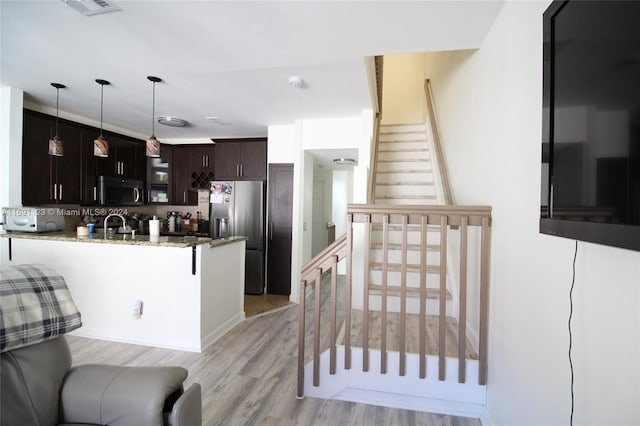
(303, 346, 486, 420)
(201, 311, 245, 352)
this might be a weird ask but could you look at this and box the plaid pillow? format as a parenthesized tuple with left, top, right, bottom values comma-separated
(0, 264, 82, 352)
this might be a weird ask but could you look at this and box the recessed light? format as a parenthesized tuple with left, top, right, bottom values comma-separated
(333, 158, 357, 165)
(158, 116, 188, 127)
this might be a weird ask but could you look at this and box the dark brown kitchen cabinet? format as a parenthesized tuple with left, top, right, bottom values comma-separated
(170, 144, 215, 205)
(22, 110, 83, 205)
(93, 134, 145, 180)
(266, 164, 293, 295)
(213, 138, 266, 181)
(171, 146, 200, 205)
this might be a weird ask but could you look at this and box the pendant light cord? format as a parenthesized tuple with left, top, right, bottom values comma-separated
(99, 84, 104, 137)
(151, 81, 156, 138)
(55, 87, 60, 137)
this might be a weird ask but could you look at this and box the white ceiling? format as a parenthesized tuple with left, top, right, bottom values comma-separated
(0, 0, 504, 142)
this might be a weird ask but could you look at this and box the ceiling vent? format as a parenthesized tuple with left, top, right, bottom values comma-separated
(64, 0, 122, 16)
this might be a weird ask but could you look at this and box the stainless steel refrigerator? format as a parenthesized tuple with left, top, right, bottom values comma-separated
(209, 181, 265, 294)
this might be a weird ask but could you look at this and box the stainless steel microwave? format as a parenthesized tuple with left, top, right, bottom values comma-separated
(97, 176, 144, 206)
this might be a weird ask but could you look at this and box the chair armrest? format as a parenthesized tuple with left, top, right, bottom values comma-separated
(60, 364, 188, 426)
(168, 383, 202, 426)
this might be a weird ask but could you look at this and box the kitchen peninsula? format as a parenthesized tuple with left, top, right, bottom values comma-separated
(0, 232, 247, 352)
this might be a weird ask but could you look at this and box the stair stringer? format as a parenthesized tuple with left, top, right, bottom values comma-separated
(303, 346, 487, 419)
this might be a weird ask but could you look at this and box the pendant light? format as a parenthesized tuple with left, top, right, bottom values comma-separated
(93, 79, 110, 157)
(146, 76, 162, 157)
(48, 83, 66, 156)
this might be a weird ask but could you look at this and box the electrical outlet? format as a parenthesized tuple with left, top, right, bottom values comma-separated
(133, 300, 143, 319)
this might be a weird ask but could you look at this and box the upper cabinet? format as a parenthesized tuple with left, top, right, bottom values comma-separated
(213, 138, 267, 181)
(92, 133, 145, 181)
(22, 110, 84, 205)
(22, 109, 146, 206)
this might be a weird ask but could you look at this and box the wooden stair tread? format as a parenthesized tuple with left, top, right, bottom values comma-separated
(376, 194, 437, 199)
(379, 147, 429, 153)
(368, 285, 452, 300)
(370, 242, 440, 251)
(376, 168, 432, 174)
(376, 181, 434, 186)
(377, 158, 430, 163)
(370, 262, 441, 273)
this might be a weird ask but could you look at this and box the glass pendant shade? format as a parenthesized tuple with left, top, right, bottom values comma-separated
(94, 79, 110, 157)
(49, 82, 66, 156)
(146, 76, 162, 157)
(94, 135, 109, 157)
(146, 136, 160, 157)
(48, 135, 64, 156)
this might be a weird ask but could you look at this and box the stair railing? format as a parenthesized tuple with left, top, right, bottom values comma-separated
(424, 79, 454, 205)
(298, 204, 492, 398)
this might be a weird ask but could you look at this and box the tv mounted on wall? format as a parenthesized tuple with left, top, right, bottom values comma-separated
(540, 0, 640, 252)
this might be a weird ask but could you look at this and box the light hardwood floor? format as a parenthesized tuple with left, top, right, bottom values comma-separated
(67, 279, 481, 426)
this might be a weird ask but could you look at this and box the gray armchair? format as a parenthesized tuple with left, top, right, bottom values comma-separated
(0, 264, 202, 426)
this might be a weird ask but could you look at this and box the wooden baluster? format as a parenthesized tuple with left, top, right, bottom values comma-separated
(399, 215, 408, 376)
(438, 215, 448, 381)
(297, 279, 307, 398)
(419, 215, 428, 379)
(330, 255, 338, 375)
(313, 271, 322, 386)
(479, 216, 490, 385)
(381, 214, 389, 374)
(362, 214, 371, 372)
(345, 214, 353, 370)
(458, 216, 468, 383)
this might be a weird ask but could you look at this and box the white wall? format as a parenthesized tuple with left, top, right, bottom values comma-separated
(424, 2, 640, 425)
(381, 53, 427, 125)
(268, 112, 373, 303)
(0, 87, 23, 209)
(0, 87, 24, 265)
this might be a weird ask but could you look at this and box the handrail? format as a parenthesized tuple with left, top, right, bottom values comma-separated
(367, 56, 383, 204)
(367, 114, 382, 204)
(300, 234, 347, 280)
(424, 79, 454, 205)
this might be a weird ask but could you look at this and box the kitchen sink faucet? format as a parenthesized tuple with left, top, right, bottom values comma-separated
(104, 213, 126, 235)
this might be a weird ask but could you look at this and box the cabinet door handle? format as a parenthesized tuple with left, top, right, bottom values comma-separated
(202, 156, 205, 168)
(53, 184, 57, 200)
(183, 191, 186, 204)
(240, 164, 243, 177)
(59, 184, 63, 201)
(236, 164, 239, 177)
(93, 186, 97, 201)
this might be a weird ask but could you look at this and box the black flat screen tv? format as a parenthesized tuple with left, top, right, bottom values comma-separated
(540, 0, 640, 252)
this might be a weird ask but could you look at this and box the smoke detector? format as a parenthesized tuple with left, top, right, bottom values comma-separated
(288, 76, 304, 88)
(64, 0, 122, 16)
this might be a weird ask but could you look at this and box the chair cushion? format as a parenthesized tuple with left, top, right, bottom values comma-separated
(0, 264, 82, 352)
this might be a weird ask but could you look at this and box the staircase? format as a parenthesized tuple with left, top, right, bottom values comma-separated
(374, 124, 438, 206)
(370, 123, 453, 318)
(297, 80, 492, 421)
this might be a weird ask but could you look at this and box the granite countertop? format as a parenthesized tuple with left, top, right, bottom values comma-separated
(0, 231, 247, 249)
